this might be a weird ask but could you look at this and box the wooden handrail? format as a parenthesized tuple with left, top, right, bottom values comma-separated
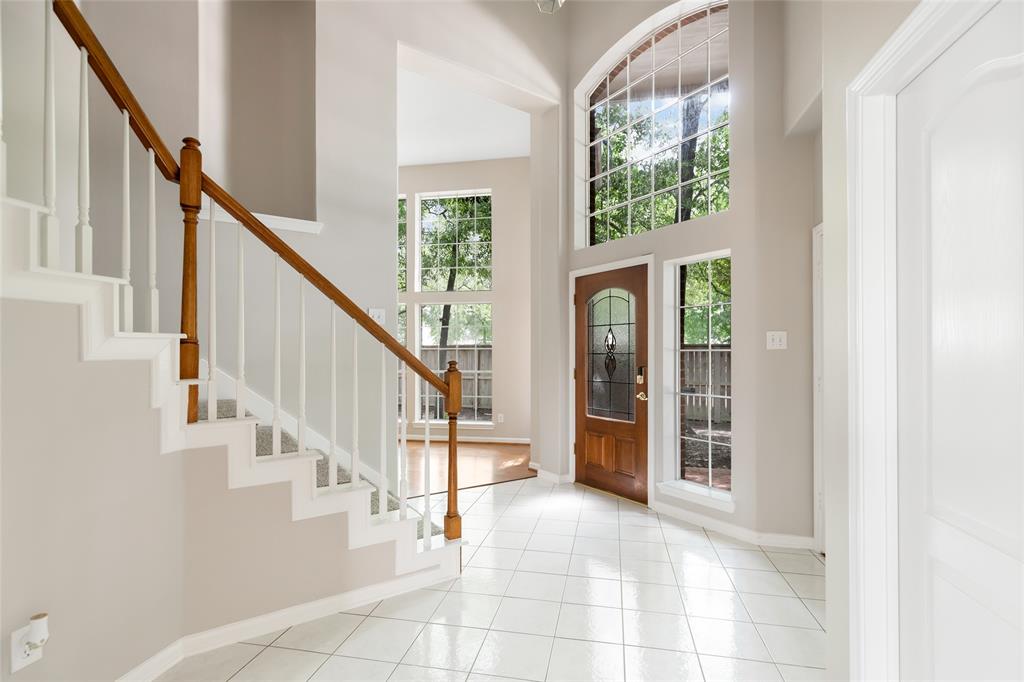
(52, 0, 179, 182)
(200, 174, 450, 397)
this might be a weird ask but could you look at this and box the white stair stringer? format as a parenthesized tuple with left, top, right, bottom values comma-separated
(2, 196, 460, 582)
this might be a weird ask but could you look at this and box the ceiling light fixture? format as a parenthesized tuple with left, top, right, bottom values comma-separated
(536, 0, 565, 14)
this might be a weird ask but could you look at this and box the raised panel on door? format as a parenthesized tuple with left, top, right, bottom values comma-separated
(896, 2, 1023, 678)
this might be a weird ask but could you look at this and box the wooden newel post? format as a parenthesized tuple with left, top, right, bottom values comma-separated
(179, 137, 202, 423)
(444, 360, 462, 541)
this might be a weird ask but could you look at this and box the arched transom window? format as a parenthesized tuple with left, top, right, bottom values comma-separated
(587, 2, 730, 246)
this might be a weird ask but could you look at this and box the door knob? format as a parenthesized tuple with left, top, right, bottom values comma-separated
(636, 392, 648, 401)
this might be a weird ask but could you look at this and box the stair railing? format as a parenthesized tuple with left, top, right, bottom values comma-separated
(45, 0, 463, 542)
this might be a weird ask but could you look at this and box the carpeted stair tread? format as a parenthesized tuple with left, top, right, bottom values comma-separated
(197, 399, 441, 538)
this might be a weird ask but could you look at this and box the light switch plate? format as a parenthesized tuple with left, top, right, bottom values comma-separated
(766, 331, 788, 350)
(368, 308, 386, 326)
(10, 624, 42, 673)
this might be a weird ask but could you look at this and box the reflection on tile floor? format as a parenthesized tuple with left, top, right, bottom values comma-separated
(158, 479, 826, 681)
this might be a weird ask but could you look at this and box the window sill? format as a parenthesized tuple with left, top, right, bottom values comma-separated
(657, 480, 735, 513)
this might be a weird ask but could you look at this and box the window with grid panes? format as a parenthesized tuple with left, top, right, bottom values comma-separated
(587, 2, 730, 246)
(420, 192, 492, 292)
(419, 303, 492, 423)
(398, 197, 407, 292)
(679, 256, 732, 492)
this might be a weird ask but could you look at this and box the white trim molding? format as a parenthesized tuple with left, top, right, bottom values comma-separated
(653, 500, 812, 550)
(846, 1, 998, 679)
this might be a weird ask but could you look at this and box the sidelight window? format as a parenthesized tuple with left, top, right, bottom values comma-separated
(678, 256, 732, 491)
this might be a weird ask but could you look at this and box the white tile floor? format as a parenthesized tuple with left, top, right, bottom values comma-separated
(158, 479, 826, 681)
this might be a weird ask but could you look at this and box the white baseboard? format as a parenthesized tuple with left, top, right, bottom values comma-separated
(653, 500, 814, 550)
(120, 566, 456, 681)
(534, 467, 573, 484)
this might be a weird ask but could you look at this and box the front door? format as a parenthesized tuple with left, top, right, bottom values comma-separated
(574, 264, 647, 504)
(896, 1, 1023, 678)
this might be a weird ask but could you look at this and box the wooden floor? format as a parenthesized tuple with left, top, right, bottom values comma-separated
(405, 441, 535, 497)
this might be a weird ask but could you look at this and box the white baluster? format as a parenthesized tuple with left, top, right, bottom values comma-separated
(207, 198, 217, 421)
(147, 149, 159, 332)
(297, 278, 306, 456)
(378, 345, 388, 515)
(235, 224, 246, 416)
(423, 376, 432, 531)
(399, 364, 408, 519)
(41, 1, 59, 266)
(121, 110, 133, 332)
(272, 255, 282, 456)
(329, 308, 338, 487)
(351, 325, 360, 485)
(75, 48, 92, 274)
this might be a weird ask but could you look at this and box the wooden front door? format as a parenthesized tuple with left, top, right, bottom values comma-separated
(574, 264, 648, 504)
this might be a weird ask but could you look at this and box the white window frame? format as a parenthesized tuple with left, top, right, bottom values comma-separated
(658, 250, 734, 512)
(399, 189, 496, 427)
(573, 0, 729, 250)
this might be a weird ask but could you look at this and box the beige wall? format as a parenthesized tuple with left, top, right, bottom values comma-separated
(565, 0, 816, 537)
(819, 2, 917, 678)
(399, 158, 532, 442)
(198, 0, 316, 220)
(0, 299, 396, 678)
(782, 0, 822, 135)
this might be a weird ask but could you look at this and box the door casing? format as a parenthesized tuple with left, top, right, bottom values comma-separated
(847, 1, 1001, 678)
(568, 255, 655, 502)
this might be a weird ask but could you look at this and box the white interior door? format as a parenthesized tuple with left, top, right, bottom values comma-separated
(896, 2, 1023, 679)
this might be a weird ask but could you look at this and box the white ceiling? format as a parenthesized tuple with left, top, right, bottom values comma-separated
(397, 68, 531, 167)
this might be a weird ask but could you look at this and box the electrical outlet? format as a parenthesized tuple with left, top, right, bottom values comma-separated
(368, 308, 386, 326)
(766, 331, 788, 350)
(497, 413, 505, 424)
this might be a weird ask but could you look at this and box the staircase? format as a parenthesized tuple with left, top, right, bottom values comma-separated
(1, 1, 463, 677)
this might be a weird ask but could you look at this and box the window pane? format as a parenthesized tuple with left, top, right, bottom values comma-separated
(709, 2, 729, 36)
(682, 438, 710, 487)
(609, 130, 628, 169)
(608, 57, 628, 96)
(629, 75, 654, 121)
(710, 258, 731, 302)
(682, 306, 709, 346)
(590, 176, 607, 213)
(653, 104, 680, 148)
(710, 79, 729, 126)
(608, 205, 628, 241)
(681, 89, 709, 138)
(590, 140, 608, 177)
(420, 193, 492, 292)
(680, 10, 709, 54)
(476, 195, 492, 217)
(710, 32, 729, 83)
(608, 87, 629, 131)
(653, 147, 680, 191)
(682, 260, 709, 306)
(680, 43, 708, 96)
(607, 167, 629, 207)
(629, 197, 652, 234)
(627, 118, 654, 161)
(654, 188, 679, 228)
(683, 395, 709, 438)
(711, 350, 732, 396)
(653, 61, 679, 110)
(591, 103, 609, 143)
(590, 77, 608, 107)
(590, 212, 608, 245)
(681, 134, 709, 183)
(711, 172, 730, 214)
(711, 303, 731, 345)
(629, 158, 652, 199)
(709, 398, 731, 444)
(629, 38, 654, 83)
(654, 22, 680, 71)
(586, 288, 636, 422)
(680, 178, 709, 221)
(710, 442, 731, 491)
(680, 349, 709, 394)
(710, 126, 729, 173)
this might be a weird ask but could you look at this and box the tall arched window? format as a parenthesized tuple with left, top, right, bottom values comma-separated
(587, 2, 729, 246)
